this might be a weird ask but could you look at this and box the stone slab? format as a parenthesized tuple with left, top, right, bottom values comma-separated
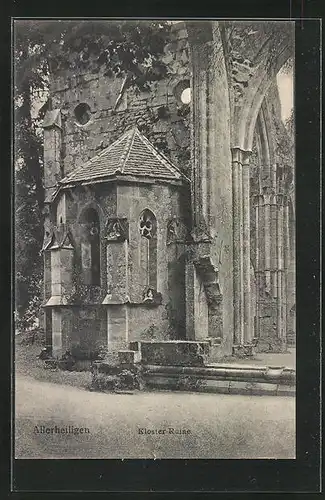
(134, 340, 210, 366)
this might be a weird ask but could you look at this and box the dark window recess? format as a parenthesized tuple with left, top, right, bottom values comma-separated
(74, 103, 91, 125)
(139, 211, 155, 239)
(139, 209, 157, 290)
(80, 207, 101, 285)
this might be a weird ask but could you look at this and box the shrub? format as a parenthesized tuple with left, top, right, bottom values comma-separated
(91, 364, 144, 392)
(17, 327, 45, 346)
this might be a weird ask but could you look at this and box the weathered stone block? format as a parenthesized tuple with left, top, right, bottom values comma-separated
(139, 340, 210, 366)
(228, 380, 251, 393)
(276, 384, 296, 396)
(118, 350, 135, 365)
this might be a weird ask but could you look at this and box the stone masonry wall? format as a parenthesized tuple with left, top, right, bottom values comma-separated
(46, 179, 188, 349)
(50, 24, 192, 180)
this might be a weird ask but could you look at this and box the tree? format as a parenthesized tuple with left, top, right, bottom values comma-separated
(14, 20, 170, 331)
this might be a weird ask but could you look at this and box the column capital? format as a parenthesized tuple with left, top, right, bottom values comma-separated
(252, 194, 264, 206)
(276, 194, 289, 206)
(231, 147, 252, 165)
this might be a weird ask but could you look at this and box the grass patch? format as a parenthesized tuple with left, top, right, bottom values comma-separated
(15, 342, 92, 390)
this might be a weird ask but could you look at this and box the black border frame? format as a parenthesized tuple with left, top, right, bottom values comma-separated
(1, 0, 322, 496)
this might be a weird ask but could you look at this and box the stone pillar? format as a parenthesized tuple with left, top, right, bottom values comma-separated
(186, 28, 212, 343)
(167, 219, 187, 339)
(52, 309, 62, 358)
(187, 22, 233, 351)
(231, 148, 243, 345)
(44, 308, 52, 349)
(42, 109, 64, 352)
(106, 306, 128, 347)
(283, 198, 290, 339)
(44, 250, 52, 301)
(253, 195, 261, 340)
(276, 195, 287, 344)
(48, 233, 74, 303)
(286, 197, 296, 344)
(194, 267, 209, 340)
(208, 296, 223, 340)
(45, 228, 74, 356)
(185, 258, 196, 341)
(242, 152, 252, 342)
(102, 218, 129, 346)
(105, 241, 128, 302)
(231, 148, 252, 348)
(254, 191, 287, 352)
(103, 218, 129, 303)
(190, 43, 210, 228)
(42, 109, 63, 201)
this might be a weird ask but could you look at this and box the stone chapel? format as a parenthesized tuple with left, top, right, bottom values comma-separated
(41, 21, 295, 359)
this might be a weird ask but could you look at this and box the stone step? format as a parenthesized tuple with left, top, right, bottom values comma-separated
(144, 376, 295, 397)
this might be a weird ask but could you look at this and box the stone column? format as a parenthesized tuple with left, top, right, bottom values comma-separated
(231, 148, 244, 345)
(242, 152, 252, 342)
(283, 198, 290, 338)
(103, 219, 129, 303)
(102, 219, 129, 346)
(253, 195, 261, 340)
(185, 257, 196, 341)
(167, 220, 187, 340)
(52, 309, 63, 358)
(254, 190, 287, 352)
(42, 109, 63, 201)
(47, 231, 74, 357)
(276, 195, 285, 343)
(231, 148, 252, 348)
(286, 197, 296, 344)
(190, 42, 210, 228)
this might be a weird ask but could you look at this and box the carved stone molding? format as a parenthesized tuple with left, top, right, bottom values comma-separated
(42, 225, 74, 251)
(190, 218, 212, 244)
(167, 217, 189, 244)
(104, 217, 129, 242)
(142, 287, 162, 306)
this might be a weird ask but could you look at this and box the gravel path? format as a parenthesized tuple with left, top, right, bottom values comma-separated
(15, 375, 295, 459)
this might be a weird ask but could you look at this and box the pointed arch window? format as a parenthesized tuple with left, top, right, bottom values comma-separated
(139, 209, 157, 292)
(79, 207, 101, 285)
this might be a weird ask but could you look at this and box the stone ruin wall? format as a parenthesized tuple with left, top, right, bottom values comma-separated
(50, 23, 192, 182)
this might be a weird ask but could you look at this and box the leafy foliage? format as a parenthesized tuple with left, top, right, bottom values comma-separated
(91, 364, 143, 392)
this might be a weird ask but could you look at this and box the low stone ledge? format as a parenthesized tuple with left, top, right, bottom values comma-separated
(277, 384, 296, 396)
(144, 374, 295, 396)
(228, 381, 278, 395)
(142, 364, 296, 386)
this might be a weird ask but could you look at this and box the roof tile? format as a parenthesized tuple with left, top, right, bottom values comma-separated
(60, 127, 183, 185)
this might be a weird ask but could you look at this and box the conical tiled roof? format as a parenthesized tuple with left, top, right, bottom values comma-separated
(60, 127, 184, 186)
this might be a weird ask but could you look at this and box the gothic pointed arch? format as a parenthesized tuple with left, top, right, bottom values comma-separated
(138, 209, 157, 295)
(234, 25, 294, 151)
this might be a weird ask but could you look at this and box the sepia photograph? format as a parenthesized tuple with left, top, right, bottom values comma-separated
(14, 18, 296, 461)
